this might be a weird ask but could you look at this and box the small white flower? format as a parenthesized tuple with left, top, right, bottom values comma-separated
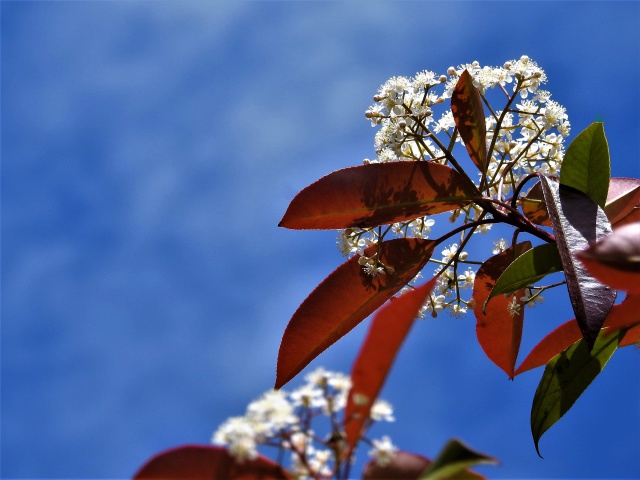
(507, 296, 521, 317)
(492, 238, 508, 255)
(370, 399, 395, 422)
(457, 268, 476, 289)
(369, 436, 398, 467)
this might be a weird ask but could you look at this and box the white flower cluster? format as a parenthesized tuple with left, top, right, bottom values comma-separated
(364, 55, 570, 179)
(212, 368, 396, 478)
(336, 56, 563, 319)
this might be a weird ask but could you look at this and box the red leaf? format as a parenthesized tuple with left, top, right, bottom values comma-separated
(521, 177, 640, 229)
(279, 162, 476, 230)
(576, 223, 640, 293)
(620, 324, 640, 347)
(604, 177, 640, 225)
(451, 70, 487, 172)
(603, 294, 640, 331)
(275, 238, 435, 389)
(614, 206, 640, 228)
(473, 243, 531, 378)
(344, 277, 437, 452)
(514, 320, 582, 376)
(540, 177, 616, 349)
(520, 180, 551, 226)
(515, 294, 640, 375)
(133, 445, 292, 480)
(362, 451, 432, 480)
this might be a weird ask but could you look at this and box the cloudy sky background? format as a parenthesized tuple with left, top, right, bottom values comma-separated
(2, 2, 639, 478)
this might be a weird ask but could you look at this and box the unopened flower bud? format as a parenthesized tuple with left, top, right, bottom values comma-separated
(373, 94, 385, 102)
(438, 75, 447, 83)
(447, 66, 457, 76)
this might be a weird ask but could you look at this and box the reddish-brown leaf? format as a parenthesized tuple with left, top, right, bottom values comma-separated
(279, 162, 477, 230)
(344, 277, 437, 452)
(603, 294, 640, 332)
(577, 222, 640, 293)
(362, 451, 432, 480)
(620, 324, 640, 347)
(514, 320, 582, 376)
(275, 238, 435, 389)
(524, 178, 640, 229)
(604, 177, 640, 225)
(540, 177, 616, 349)
(520, 181, 551, 227)
(473, 242, 531, 378)
(515, 294, 640, 375)
(451, 70, 487, 172)
(614, 206, 640, 228)
(133, 445, 292, 480)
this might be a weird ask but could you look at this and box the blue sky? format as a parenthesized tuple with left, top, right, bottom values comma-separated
(2, 1, 639, 478)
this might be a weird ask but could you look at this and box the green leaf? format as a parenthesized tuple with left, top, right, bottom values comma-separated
(485, 242, 562, 309)
(560, 122, 610, 208)
(531, 329, 623, 457)
(419, 439, 498, 480)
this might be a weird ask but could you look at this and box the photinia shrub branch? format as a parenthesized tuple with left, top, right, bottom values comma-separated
(134, 55, 639, 480)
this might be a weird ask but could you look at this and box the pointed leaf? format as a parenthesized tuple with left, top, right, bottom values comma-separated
(514, 319, 582, 376)
(275, 238, 435, 388)
(539, 176, 616, 349)
(345, 277, 437, 452)
(420, 439, 498, 480)
(531, 329, 623, 457)
(560, 122, 610, 208)
(451, 70, 487, 172)
(520, 180, 551, 226)
(485, 242, 562, 306)
(363, 451, 432, 480)
(516, 293, 640, 375)
(576, 222, 640, 293)
(604, 177, 640, 225)
(473, 243, 530, 378)
(279, 162, 477, 230)
(134, 445, 292, 480)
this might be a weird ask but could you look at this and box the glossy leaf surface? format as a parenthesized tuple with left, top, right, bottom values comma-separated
(577, 222, 640, 293)
(531, 329, 623, 456)
(540, 176, 616, 349)
(604, 177, 640, 225)
(473, 243, 530, 378)
(134, 445, 292, 480)
(345, 278, 437, 452)
(279, 162, 477, 230)
(516, 294, 640, 375)
(560, 122, 610, 208)
(451, 70, 487, 172)
(275, 238, 435, 388)
(485, 242, 562, 306)
(419, 439, 497, 480)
